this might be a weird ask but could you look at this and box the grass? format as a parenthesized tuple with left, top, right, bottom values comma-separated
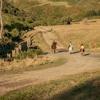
(7, 0, 100, 26)
(31, 32, 50, 51)
(3, 0, 100, 42)
(50, 0, 82, 4)
(0, 57, 67, 75)
(0, 70, 100, 100)
(50, 0, 100, 5)
(27, 57, 67, 71)
(52, 24, 100, 49)
(10, 0, 40, 10)
(4, 0, 100, 27)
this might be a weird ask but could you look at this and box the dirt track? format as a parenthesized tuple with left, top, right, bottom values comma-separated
(0, 19, 100, 96)
(0, 52, 100, 96)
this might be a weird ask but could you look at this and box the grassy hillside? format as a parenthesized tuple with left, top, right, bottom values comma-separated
(4, 0, 100, 29)
(51, 22, 100, 49)
(31, 18, 100, 50)
(50, 0, 100, 5)
(8, 0, 40, 10)
(2, 0, 100, 52)
(7, 0, 100, 26)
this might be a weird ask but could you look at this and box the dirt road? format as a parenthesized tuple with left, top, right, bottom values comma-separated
(0, 52, 100, 96)
(1, 19, 99, 96)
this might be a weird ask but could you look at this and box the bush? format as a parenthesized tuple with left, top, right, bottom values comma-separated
(86, 10, 97, 17)
(16, 49, 43, 60)
(11, 28, 19, 38)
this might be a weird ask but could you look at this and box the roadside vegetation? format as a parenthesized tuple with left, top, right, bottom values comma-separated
(0, 56, 67, 75)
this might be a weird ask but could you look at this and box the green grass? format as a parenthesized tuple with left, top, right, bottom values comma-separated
(0, 70, 100, 100)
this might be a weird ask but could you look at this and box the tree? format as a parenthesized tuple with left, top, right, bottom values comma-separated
(0, 0, 3, 39)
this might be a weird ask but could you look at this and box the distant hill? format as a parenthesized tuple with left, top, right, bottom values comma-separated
(7, 0, 100, 26)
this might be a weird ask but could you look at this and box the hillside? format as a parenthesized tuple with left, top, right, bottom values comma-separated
(3, 0, 100, 40)
(23, 19, 100, 52)
(7, 0, 100, 26)
(3, 0, 34, 42)
(2, 0, 100, 52)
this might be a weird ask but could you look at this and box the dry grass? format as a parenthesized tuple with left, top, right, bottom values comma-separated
(0, 55, 66, 74)
(37, 19, 100, 50)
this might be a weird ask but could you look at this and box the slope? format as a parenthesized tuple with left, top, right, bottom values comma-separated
(23, 19, 100, 52)
(8, 0, 100, 26)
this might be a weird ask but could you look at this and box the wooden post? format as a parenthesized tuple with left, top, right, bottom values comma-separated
(0, 0, 3, 39)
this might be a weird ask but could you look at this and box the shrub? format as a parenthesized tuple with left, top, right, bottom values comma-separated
(16, 48, 43, 60)
(86, 10, 97, 17)
(11, 28, 19, 38)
